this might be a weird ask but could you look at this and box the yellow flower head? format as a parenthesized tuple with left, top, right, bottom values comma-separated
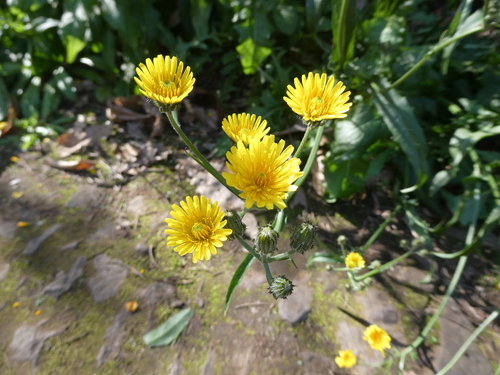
(134, 55, 195, 107)
(11, 192, 23, 199)
(165, 196, 232, 263)
(222, 135, 303, 210)
(345, 252, 366, 270)
(363, 325, 391, 357)
(222, 113, 270, 146)
(17, 221, 29, 227)
(335, 349, 357, 369)
(284, 72, 352, 124)
(10, 156, 19, 162)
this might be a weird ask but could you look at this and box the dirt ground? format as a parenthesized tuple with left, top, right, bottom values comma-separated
(0, 125, 499, 374)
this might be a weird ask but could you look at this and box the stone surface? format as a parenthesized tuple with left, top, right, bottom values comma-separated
(85, 222, 118, 243)
(301, 350, 337, 375)
(278, 273, 312, 325)
(9, 319, 66, 367)
(0, 260, 9, 282)
(190, 167, 244, 211)
(96, 309, 129, 368)
(127, 195, 147, 216)
(0, 220, 19, 240)
(87, 254, 128, 302)
(433, 298, 494, 375)
(23, 223, 64, 255)
(43, 256, 87, 297)
(65, 185, 104, 208)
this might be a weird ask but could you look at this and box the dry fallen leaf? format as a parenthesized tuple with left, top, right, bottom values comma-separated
(44, 157, 97, 171)
(125, 301, 139, 312)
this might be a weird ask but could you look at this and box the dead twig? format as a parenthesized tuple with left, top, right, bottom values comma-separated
(234, 301, 270, 310)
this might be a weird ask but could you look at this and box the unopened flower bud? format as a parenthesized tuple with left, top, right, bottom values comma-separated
(255, 225, 279, 255)
(268, 275, 294, 299)
(224, 210, 246, 240)
(290, 221, 318, 254)
(337, 235, 347, 246)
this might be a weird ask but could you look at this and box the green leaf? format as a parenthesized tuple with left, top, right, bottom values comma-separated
(65, 35, 86, 64)
(225, 253, 255, 314)
(20, 76, 41, 119)
(370, 82, 429, 192)
(324, 157, 368, 201)
(41, 80, 61, 119)
(190, 0, 212, 39)
(143, 308, 194, 347)
(332, 102, 387, 159)
(53, 67, 77, 101)
(235, 38, 272, 75)
(331, 0, 357, 68)
(273, 4, 300, 35)
(307, 252, 342, 268)
(0, 77, 9, 121)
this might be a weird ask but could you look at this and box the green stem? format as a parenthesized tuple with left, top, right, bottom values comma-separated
(239, 207, 248, 219)
(293, 124, 313, 159)
(165, 110, 242, 198)
(398, 255, 468, 373)
(237, 237, 262, 262)
(354, 249, 413, 281)
(286, 126, 324, 203)
(435, 307, 500, 375)
(263, 260, 273, 284)
(386, 26, 484, 91)
(273, 210, 286, 233)
(359, 205, 402, 254)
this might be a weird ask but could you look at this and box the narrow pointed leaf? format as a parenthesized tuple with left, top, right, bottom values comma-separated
(143, 308, 194, 347)
(225, 253, 254, 314)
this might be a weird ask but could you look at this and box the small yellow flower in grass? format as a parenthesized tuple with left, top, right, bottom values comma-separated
(335, 349, 357, 369)
(363, 325, 392, 357)
(345, 252, 366, 270)
(17, 221, 29, 227)
(10, 156, 19, 162)
(12, 302, 20, 308)
(134, 55, 195, 110)
(35, 310, 41, 316)
(284, 72, 352, 125)
(36, 183, 43, 188)
(140, 269, 145, 274)
(11, 192, 23, 199)
(165, 196, 232, 263)
(223, 135, 303, 210)
(222, 113, 270, 146)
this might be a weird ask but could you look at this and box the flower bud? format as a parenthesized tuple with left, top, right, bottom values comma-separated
(268, 275, 294, 299)
(224, 210, 246, 240)
(290, 221, 318, 254)
(255, 225, 279, 255)
(337, 235, 347, 246)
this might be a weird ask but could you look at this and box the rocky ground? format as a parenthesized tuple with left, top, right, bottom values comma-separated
(0, 132, 499, 374)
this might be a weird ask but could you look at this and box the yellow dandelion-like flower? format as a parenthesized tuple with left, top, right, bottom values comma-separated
(335, 349, 357, 369)
(10, 156, 19, 162)
(35, 310, 41, 316)
(284, 72, 352, 124)
(12, 302, 20, 308)
(345, 252, 366, 270)
(165, 196, 232, 263)
(222, 135, 303, 210)
(222, 113, 270, 146)
(363, 325, 392, 357)
(11, 192, 23, 199)
(17, 221, 29, 227)
(496, 280, 500, 290)
(134, 55, 195, 108)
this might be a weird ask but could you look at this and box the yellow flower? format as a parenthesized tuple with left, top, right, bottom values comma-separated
(284, 72, 352, 124)
(363, 325, 391, 357)
(11, 192, 23, 199)
(165, 196, 232, 263)
(35, 310, 41, 316)
(497, 280, 500, 290)
(222, 135, 303, 210)
(335, 349, 357, 369)
(222, 113, 270, 146)
(17, 221, 29, 227)
(345, 252, 366, 270)
(134, 55, 195, 108)
(140, 269, 145, 274)
(12, 302, 20, 308)
(10, 156, 19, 162)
